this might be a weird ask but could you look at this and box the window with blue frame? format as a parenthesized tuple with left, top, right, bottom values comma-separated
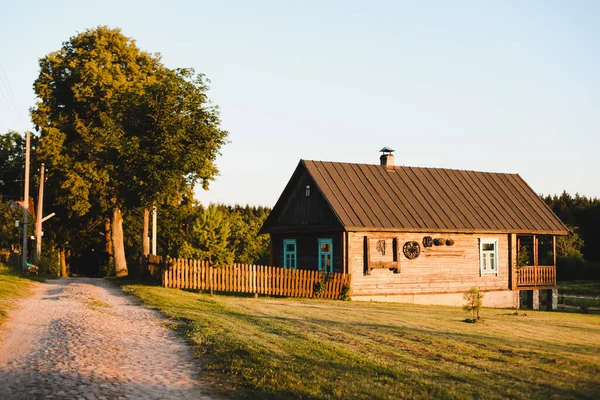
(318, 238, 333, 272)
(283, 239, 297, 269)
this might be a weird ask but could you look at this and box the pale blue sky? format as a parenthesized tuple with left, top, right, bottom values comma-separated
(0, 1, 598, 206)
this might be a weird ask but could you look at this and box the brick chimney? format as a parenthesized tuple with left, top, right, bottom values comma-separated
(379, 147, 395, 167)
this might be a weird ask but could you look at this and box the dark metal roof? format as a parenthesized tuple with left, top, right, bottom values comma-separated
(301, 160, 568, 234)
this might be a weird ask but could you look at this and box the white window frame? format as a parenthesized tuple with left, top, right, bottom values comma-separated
(283, 239, 297, 269)
(479, 238, 498, 275)
(318, 238, 333, 272)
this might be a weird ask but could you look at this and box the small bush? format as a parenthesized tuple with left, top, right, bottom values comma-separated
(313, 281, 326, 295)
(38, 248, 60, 277)
(339, 283, 351, 301)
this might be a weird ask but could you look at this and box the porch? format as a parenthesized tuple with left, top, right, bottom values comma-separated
(513, 234, 557, 289)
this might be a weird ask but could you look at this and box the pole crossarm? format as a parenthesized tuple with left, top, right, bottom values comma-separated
(41, 213, 55, 223)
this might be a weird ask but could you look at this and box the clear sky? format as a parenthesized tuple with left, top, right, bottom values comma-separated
(1, 0, 598, 207)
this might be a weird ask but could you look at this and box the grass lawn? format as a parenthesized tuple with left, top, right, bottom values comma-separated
(0, 264, 37, 325)
(120, 282, 600, 399)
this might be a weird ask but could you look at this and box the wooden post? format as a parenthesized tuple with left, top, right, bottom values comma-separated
(509, 234, 517, 290)
(533, 235, 538, 267)
(210, 265, 214, 295)
(553, 235, 556, 267)
(22, 131, 30, 272)
(34, 163, 45, 263)
(364, 236, 370, 275)
(142, 209, 150, 256)
(341, 231, 347, 274)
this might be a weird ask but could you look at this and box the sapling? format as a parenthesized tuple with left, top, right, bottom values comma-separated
(463, 287, 484, 322)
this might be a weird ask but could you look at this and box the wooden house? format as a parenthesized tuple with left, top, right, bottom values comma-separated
(260, 149, 569, 308)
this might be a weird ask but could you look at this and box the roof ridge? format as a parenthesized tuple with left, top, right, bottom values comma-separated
(303, 159, 519, 175)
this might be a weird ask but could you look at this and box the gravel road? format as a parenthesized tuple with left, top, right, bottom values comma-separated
(0, 277, 215, 400)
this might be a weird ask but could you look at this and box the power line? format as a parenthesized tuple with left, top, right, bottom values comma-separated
(0, 62, 17, 104)
(0, 61, 18, 127)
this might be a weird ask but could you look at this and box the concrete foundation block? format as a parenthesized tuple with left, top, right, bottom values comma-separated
(546, 288, 558, 310)
(526, 289, 541, 310)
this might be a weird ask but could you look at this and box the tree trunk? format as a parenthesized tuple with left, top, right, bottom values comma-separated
(105, 216, 114, 274)
(143, 208, 150, 255)
(60, 248, 67, 277)
(112, 207, 128, 277)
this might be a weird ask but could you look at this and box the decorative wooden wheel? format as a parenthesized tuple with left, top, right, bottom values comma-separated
(422, 236, 433, 248)
(403, 241, 421, 259)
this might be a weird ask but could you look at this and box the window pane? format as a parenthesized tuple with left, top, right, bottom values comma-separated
(483, 243, 495, 251)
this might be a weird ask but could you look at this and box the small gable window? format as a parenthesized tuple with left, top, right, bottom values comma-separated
(283, 239, 297, 269)
(305, 184, 311, 197)
(318, 238, 333, 272)
(480, 238, 498, 275)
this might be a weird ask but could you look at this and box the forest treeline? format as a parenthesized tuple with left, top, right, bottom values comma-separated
(122, 198, 271, 272)
(544, 192, 600, 280)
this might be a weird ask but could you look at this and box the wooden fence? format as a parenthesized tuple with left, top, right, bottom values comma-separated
(145, 254, 165, 279)
(161, 258, 352, 299)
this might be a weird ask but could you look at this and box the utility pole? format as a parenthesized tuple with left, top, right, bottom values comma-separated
(21, 131, 30, 271)
(151, 206, 157, 255)
(34, 163, 46, 262)
(142, 208, 150, 255)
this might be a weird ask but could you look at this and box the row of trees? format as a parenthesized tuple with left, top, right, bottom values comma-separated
(544, 192, 600, 280)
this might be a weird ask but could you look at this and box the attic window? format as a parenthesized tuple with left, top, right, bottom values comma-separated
(306, 185, 311, 197)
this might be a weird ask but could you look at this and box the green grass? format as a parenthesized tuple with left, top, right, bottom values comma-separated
(0, 264, 37, 325)
(118, 282, 600, 399)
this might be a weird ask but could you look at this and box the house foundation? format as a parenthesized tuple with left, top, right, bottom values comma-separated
(352, 290, 516, 308)
(546, 288, 558, 310)
(526, 289, 540, 310)
(520, 288, 558, 311)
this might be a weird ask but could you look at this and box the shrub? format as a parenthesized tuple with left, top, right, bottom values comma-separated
(37, 248, 60, 277)
(339, 283, 351, 301)
(313, 281, 326, 295)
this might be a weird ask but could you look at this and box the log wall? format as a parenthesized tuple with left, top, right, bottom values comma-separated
(270, 232, 344, 273)
(349, 232, 509, 296)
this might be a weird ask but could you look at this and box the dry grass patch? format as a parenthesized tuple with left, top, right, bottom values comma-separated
(121, 282, 600, 399)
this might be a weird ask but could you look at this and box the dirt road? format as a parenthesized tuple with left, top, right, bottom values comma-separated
(0, 278, 214, 399)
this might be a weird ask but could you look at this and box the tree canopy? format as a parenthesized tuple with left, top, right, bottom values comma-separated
(0, 131, 27, 201)
(31, 26, 228, 275)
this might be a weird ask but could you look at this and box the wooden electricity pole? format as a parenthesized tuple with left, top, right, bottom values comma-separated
(152, 206, 157, 255)
(34, 164, 45, 262)
(33, 163, 56, 264)
(142, 208, 150, 255)
(21, 131, 30, 271)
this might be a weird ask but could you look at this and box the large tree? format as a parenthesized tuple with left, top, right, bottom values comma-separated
(32, 26, 227, 276)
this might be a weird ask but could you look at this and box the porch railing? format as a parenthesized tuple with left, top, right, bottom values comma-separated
(517, 266, 556, 287)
